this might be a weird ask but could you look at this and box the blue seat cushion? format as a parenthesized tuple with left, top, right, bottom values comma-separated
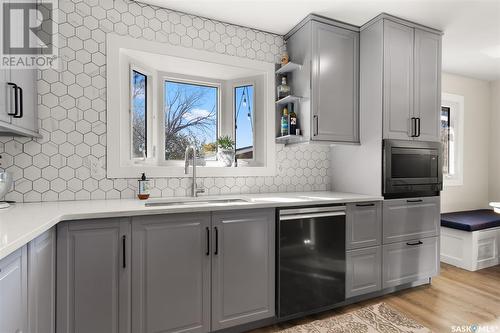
(441, 209, 500, 232)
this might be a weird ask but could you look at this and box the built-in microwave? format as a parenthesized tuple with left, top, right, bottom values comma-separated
(383, 139, 443, 199)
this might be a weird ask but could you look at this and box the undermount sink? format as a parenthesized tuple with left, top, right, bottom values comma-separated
(145, 198, 249, 207)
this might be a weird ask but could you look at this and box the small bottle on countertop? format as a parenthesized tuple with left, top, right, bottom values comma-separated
(277, 77, 291, 99)
(289, 103, 297, 135)
(281, 107, 289, 136)
(137, 173, 150, 200)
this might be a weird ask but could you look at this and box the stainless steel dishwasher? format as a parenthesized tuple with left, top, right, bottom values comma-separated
(277, 205, 346, 319)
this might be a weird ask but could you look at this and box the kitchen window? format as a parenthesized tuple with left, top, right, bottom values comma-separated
(441, 93, 464, 186)
(107, 35, 275, 178)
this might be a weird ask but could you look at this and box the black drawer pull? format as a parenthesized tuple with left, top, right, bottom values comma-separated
(406, 241, 423, 246)
(406, 199, 423, 203)
(356, 203, 375, 207)
(14, 86, 23, 118)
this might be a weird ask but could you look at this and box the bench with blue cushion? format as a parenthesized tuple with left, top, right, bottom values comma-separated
(441, 209, 500, 232)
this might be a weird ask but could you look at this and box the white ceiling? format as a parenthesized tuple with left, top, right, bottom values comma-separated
(137, 0, 500, 81)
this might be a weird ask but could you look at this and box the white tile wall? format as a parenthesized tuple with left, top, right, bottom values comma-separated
(0, 0, 331, 202)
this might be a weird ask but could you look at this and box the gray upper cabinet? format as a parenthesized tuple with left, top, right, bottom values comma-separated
(0, 246, 28, 333)
(378, 18, 442, 141)
(414, 29, 441, 142)
(0, 0, 38, 137)
(286, 15, 359, 144)
(383, 196, 440, 244)
(383, 20, 414, 140)
(346, 201, 382, 249)
(346, 246, 382, 298)
(28, 228, 56, 333)
(311, 21, 359, 142)
(57, 218, 131, 333)
(131, 213, 211, 333)
(211, 209, 275, 330)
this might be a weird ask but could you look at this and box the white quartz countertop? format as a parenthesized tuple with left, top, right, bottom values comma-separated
(0, 191, 382, 260)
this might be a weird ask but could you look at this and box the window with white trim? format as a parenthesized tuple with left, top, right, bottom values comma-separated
(106, 35, 276, 178)
(441, 93, 464, 186)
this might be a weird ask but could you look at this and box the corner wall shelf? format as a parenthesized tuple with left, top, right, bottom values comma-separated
(275, 134, 304, 145)
(275, 95, 301, 106)
(275, 62, 302, 75)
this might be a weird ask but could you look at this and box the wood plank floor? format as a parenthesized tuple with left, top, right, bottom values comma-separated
(252, 263, 500, 332)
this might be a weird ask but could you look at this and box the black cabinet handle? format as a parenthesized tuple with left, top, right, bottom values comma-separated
(416, 117, 421, 137)
(205, 227, 210, 256)
(406, 199, 423, 203)
(410, 117, 416, 137)
(356, 203, 375, 207)
(14, 86, 23, 118)
(313, 115, 319, 136)
(122, 235, 126, 268)
(214, 226, 219, 255)
(7, 82, 17, 116)
(406, 241, 423, 246)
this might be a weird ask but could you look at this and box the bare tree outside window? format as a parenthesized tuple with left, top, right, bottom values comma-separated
(132, 71, 147, 158)
(164, 81, 217, 160)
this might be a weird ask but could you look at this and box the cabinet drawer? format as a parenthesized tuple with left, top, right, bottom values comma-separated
(383, 196, 440, 244)
(346, 202, 382, 249)
(346, 246, 382, 298)
(382, 236, 439, 288)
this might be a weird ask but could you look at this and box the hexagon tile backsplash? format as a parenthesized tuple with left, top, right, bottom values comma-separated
(0, 0, 331, 202)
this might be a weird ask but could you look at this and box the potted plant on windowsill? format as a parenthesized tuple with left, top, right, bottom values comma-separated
(216, 135, 235, 167)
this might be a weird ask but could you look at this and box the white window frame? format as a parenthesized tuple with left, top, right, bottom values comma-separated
(106, 34, 276, 178)
(233, 80, 257, 164)
(159, 72, 222, 166)
(442, 92, 464, 187)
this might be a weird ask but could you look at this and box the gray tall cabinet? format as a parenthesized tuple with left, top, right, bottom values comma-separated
(57, 209, 275, 333)
(285, 15, 360, 143)
(380, 18, 442, 141)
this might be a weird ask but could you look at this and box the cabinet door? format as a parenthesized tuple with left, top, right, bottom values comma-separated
(383, 20, 414, 140)
(382, 236, 439, 288)
(28, 228, 56, 333)
(211, 209, 275, 330)
(311, 21, 359, 143)
(57, 219, 131, 333)
(346, 246, 382, 298)
(383, 196, 440, 244)
(131, 213, 211, 333)
(0, 246, 28, 333)
(10, 68, 38, 132)
(414, 29, 441, 142)
(346, 201, 382, 249)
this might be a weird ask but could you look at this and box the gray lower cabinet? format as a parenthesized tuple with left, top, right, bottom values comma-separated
(382, 236, 439, 288)
(0, 246, 28, 333)
(346, 202, 382, 249)
(383, 196, 440, 244)
(131, 213, 211, 333)
(28, 228, 56, 333)
(57, 218, 131, 333)
(211, 209, 275, 330)
(346, 246, 382, 298)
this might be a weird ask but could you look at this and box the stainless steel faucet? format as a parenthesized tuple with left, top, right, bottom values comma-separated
(184, 146, 205, 197)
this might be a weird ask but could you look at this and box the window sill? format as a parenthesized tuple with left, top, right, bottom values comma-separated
(106, 164, 276, 178)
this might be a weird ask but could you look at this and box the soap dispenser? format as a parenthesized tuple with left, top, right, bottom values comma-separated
(137, 173, 150, 200)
